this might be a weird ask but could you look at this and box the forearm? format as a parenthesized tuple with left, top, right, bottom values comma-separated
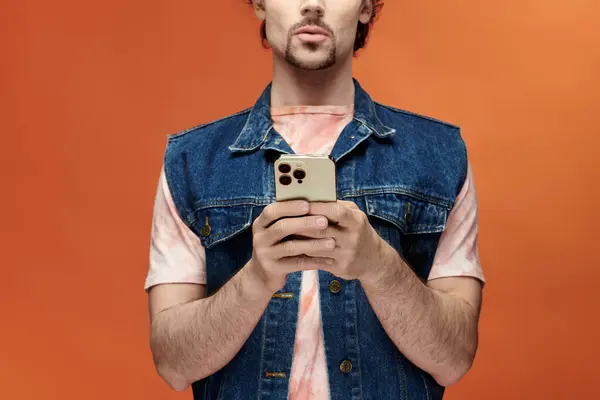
(360, 243, 479, 387)
(150, 262, 272, 391)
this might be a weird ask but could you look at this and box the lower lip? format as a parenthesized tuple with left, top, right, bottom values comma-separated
(296, 33, 329, 43)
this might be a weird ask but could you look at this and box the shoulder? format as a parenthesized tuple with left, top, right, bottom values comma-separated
(373, 101, 469, 197)
(375, 100, 466, 151)
(165, 108, 252, 147)
(162, 107, 251, 173)
(374, 101, 461, 135)
(161, 108, 252, 213)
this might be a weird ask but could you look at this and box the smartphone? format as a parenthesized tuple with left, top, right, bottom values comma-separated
(275, 154, 337, 202)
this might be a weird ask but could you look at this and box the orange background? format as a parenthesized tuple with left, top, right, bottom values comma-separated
(2, 1, 599, 399)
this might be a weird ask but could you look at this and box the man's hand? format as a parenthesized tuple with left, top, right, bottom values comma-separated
(247, 199, 338, 294)
(305, 200, 386, 281)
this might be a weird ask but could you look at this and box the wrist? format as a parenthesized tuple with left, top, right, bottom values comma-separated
(360, 238, 403, 292)
(239, 259, 279, 303)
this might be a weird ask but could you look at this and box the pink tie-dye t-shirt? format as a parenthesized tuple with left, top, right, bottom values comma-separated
(145, 105, 485, 400)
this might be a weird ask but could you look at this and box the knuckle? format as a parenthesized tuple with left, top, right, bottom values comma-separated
(283, 238, 295, 254)
(254, 244, 267, 259)
(304, 216, 314, 230)
(263, 206, 275, 222)
(355, 212, 366, 228)
(275, 220, 288, 237)
(252, 230, 263, 244)
(336, 203, 346, 218)
(295, 255, 306, 269)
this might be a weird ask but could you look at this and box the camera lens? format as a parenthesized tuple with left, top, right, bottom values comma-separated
(278, 163, 291, 173)
(279, 175, 292, 186)
(293, 169, 306, 180)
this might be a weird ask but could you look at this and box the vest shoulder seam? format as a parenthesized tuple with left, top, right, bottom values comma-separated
(374, 102, 460, 130)
(167, 108, 252, 141)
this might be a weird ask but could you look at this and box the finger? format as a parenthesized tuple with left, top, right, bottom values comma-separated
(271, 237, 337, 260)
(266, 215, 331, 244)
(278, 255, 334, 274)
(256, 200, 310, 229)
(287, 225, 339, 240)
(309, 202, 353, 228)
(339, 200, 359, 209)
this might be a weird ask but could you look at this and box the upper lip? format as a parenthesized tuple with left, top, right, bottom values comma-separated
(295, 26, 330, 36)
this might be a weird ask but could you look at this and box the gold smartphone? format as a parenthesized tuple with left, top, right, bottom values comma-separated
(275, 154, 337, 202)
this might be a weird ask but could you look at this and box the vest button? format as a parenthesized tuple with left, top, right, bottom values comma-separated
(339, 360, 353, 374)
(329, 280, 342, 294)
(200, 225, 211, 237)
(201, 216, 211, 237)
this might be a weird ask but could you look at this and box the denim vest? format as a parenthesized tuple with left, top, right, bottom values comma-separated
(163, 79, 468, 400)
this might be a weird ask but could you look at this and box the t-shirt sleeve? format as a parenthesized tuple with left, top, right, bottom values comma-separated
(144, 166, 207, 291)
(428, 162, 485, 283)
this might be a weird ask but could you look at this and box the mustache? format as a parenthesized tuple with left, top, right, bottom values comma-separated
(289, 17, 334, 37)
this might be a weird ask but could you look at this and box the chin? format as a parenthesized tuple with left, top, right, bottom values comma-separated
(299, 57, 332, 68)
(286, 49, 336, 71)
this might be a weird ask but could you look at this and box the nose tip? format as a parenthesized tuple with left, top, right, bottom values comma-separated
(301, 5, 324, 18)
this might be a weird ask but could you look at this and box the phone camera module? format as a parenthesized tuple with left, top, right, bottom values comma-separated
(279, 175, 292, 186)
(278, 163, 292, 174)
(293, 169, 306, 180)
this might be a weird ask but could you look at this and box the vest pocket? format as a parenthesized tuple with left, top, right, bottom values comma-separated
(192, 203, 255, 249)
(364, 193, 448, 235)
(363, 193, 449, 280)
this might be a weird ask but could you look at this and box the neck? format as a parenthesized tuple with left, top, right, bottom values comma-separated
(270, 54, 355, 108)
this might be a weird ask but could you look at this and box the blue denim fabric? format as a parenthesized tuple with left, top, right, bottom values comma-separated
(163, 79, 468, 399)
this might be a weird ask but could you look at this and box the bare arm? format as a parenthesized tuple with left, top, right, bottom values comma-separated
(359, 243, 482, 387)
(148, 199, 335, 391)
(148, 265, 273, 392)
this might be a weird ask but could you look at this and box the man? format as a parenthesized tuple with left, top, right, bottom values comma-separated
(145, 1, 485, 399)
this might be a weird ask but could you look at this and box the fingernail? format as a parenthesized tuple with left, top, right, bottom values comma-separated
(326, 259, 333, 264)
(317, 218, 328, 227)
(300, 202, 310, 212)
